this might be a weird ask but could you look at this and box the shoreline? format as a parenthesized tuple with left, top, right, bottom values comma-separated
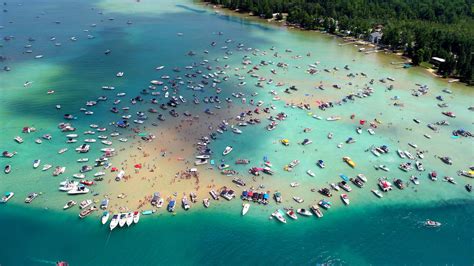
(199, 1, 469, 86)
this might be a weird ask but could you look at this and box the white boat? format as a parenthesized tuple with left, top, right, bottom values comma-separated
(271, 210, 287, 224)
(223, 146, 233, 155)
(1, 192, 14, 203)
(59, 181, 78, 191)
(101, 212, 110, 225)
(371, 189, 384, 198)
(33, 159, 41, 169)
(119, 213, 127, 227)
(292, 196, 304, 203)
(42, 164, 52, 171)
(72, 173, 85, 179)
(63, 200, 76, 210)
(286, 209, 298, 220)
(77, 158, 89, 163)
(341, 194, 350, 205)
(67, 185, 89, 195)
(296, 209, 312, 216)
(109, 214, 119, 231)
(79, 199, 92, 209)
(306, 170, 315, 177)
(126, 212, 133, 226)
(242, 203, 250, 215)
(133, 211, 140, 224)
(157, 198, 164, 208)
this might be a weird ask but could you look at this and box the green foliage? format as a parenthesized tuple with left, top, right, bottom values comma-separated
(205, 0, 474, 84)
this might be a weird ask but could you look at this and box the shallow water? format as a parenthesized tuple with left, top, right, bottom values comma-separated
(0, 0, 473, 264)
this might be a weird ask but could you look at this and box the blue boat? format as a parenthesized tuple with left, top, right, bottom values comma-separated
(167, 199, 176, 212)
(142, 210, 154, 215)
(339, 174, 349, 182)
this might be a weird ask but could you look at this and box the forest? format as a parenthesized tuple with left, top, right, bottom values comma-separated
(204, 0, 474, 84)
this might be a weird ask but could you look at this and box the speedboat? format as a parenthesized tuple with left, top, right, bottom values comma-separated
(182, 196, 190, 210)
(33, 159, 41, 169)
(318, 199, 332, 209)
(371, 189, 383, 198)
(316, 160, 325, 168)
(101, 211, 110, 225)
(410, 175, 420, 185)
(343, 157, 356, 168)
(109, 214, 119, 231)
(311, 205, 323, 218)
(42, 164, 52, 171)
(242, 203, 250, 215)
(126, 212, 133, 226)
(424, 220, 441, 227)
(67, 185, 89, 195)
(167, 199, 176, 212)
(271, 210, 287, 224)
(63, 200, 76, 210)
(340, 194, 350, 205)
(286, 209, 298, 220)
(118, 213, 127, 227)
(79, 199, 92, 209)
(24, 192, 39, 203)
(4, 165, 11, 174)
(296, 208, 312, 216)
(293, 196, 304, 203)
(133, 211, 140, 224)
(0, 192, 14, 203)
(306, 170, 315, 177)
(203, 198, 210, 208)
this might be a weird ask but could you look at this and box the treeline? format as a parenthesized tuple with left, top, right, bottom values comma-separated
(204, 0, 474, 84)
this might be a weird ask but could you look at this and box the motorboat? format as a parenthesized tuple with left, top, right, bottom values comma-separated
(101, 211, 110, 225)
(316, 160, 325, 168)
(318, 199, 331, 209)
(79, 199, 92, 209)
(286, 209, 298, 220)
(167, 199, 176, 212)
(424, 220, 441, 227)
(343, 157, 356, 168)
(182, 196, 190, 210)
(242, 203, 250, 215)
(126, 212, 133, 226)
(296, 208, 312, 216)
(119, 213, 127, 227)
(410, 175, 420, 185)
(203, 198, 210, 208)
(292, 196, 304, 203)
(24, 192, 39, 203)
(4, 165, 11, 174)
(271, 210, 287, 223)
(79, 206, 97, 219)
(340, 194, 350, 205)
(67, 185, 89, 195)
(133, 211, 140, 224)
(33, 159, 41, 169)
(371, 189, 383, 198)
(429, 171, 438, 181)
(0, 192, 15, 203)
(311, 205, 324, 218)
(109, 214, 119, 231)
(63, 200, 76, 210)
(306, 170, 315, 177)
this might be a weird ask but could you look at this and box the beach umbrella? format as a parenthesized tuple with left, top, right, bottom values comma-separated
(134, 164, 142, 169)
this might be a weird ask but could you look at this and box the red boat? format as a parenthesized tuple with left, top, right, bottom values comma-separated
(80, 180, 94, 186)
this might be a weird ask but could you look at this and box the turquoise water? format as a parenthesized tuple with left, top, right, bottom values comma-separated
(0, 0, 473, 264)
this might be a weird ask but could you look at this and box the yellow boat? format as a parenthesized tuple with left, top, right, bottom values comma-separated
(343, 157, 356, 168)
(280, 139, 290, 146)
